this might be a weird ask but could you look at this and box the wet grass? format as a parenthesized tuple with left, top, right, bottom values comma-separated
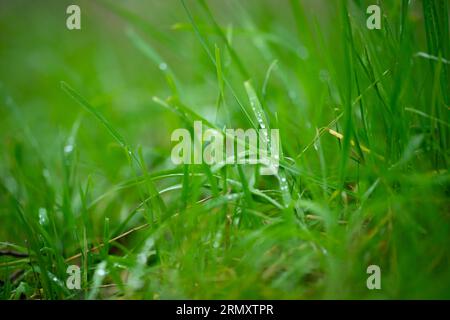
(0, 0, 449, 299)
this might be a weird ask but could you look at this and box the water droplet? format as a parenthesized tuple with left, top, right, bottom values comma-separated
(96, 268, 106, 277)
(319, 69, 330, 83)
(43, 169, 50, 179)
(38, 208, 48, 226)
(297, 46, 309, 60)
(137, 253, 147, 264)
(159, 62, 167, 71)
(313, 141, 319, 151)
(288, 90, 297, 100)
(213, 231, 222, 248)
(64, 144, 74, 153)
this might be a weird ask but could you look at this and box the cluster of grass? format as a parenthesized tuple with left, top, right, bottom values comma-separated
(0, 0, 449, 299)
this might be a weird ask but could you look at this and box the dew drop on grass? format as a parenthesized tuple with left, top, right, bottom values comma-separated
(137, 253, 147, 264)
(297, 46, 309, 60)
(159, 62, 168, 71)
(213, 231, 222, 248)
(38, 208, 48, 226)
(64, 144, 74, 153)
(319, 69, 330, 83)
(313, 140, 319, 151)
(96, 267, 106, 277)
(43, 169, 50, 179)
(288, 90, 296, 100)
(4, 176, 18, 194)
